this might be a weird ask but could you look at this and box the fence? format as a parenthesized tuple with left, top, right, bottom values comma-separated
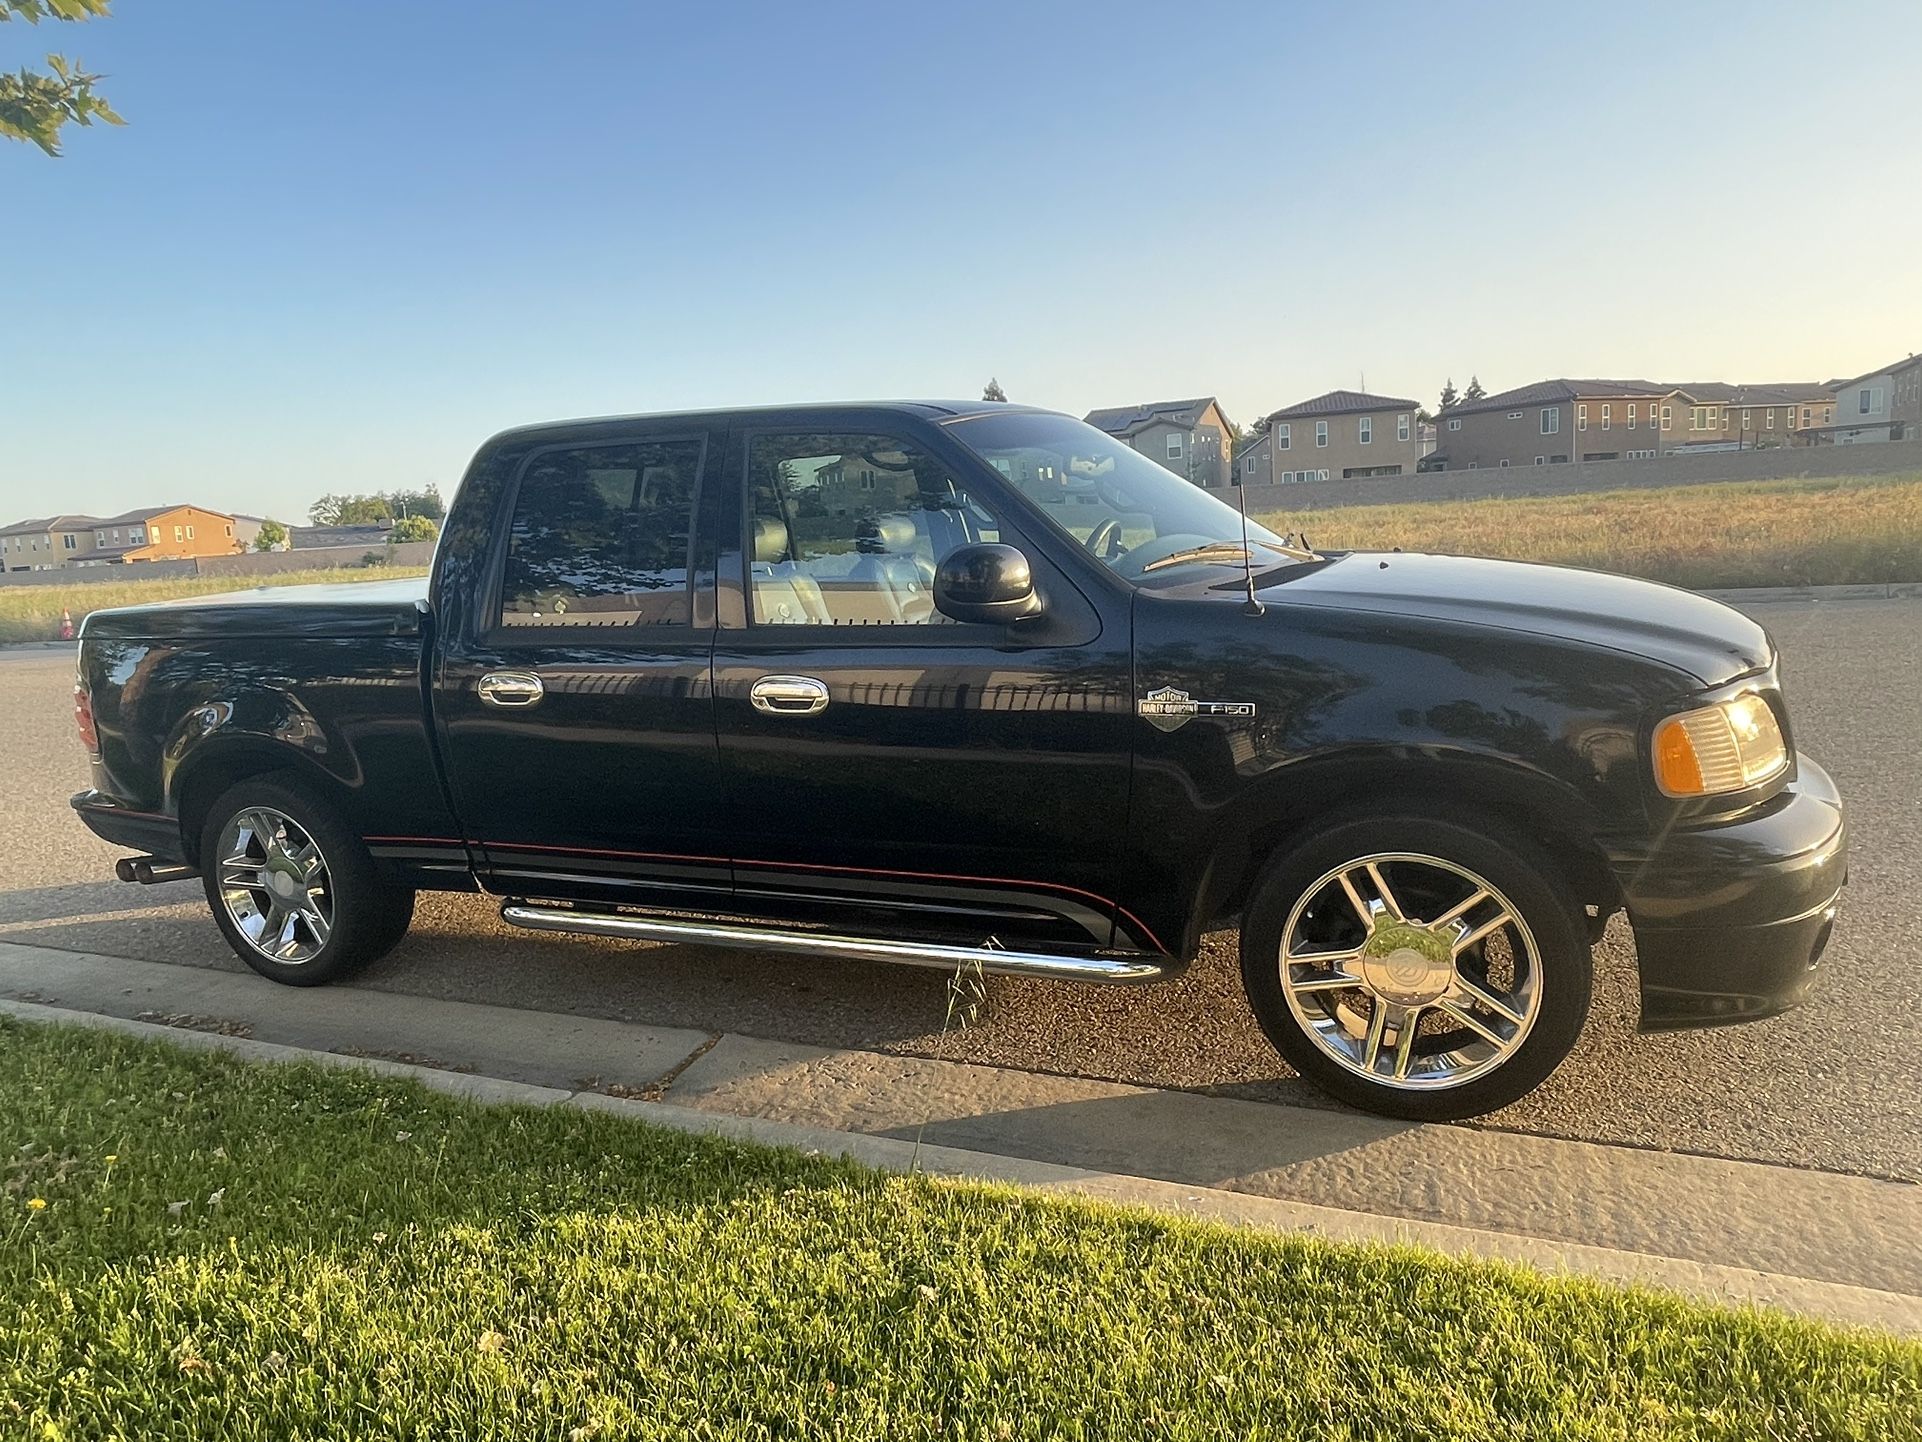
(0, 540, 437, 589)
(1236, 436, 1922, 514)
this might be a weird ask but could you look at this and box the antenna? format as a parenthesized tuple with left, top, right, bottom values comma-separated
(1232, 467, 1264, 616)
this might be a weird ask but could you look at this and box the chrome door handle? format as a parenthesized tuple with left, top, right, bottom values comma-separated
(478, 670, 544, 709)
(750, 675, 830, 716)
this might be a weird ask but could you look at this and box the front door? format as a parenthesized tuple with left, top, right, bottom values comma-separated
(435, 423, 731, 904)
(710, 418, 1147, 954)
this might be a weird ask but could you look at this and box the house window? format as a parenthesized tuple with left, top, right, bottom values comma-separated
(1359, 416, 1372, 445)
(1467, 461, 1479, 470)
(1627, 404, 1637, 429)
(1243, 455, 1255, 478)
(173, 525, 184, 543)
(1541, 407, 1560, 434)
(1859, 387, 1882, 415)
(1398, 414, 1410, 441)
(1499, 459, 1510, 467)
(1448, 418, 1461, 431)
(1823, 406, 1833, 424)
(63, 534, 76, 549)
(1506, 411, 1524, 420)
(1315, 421, 1328, 447)
(1802, 407, 1811, 426)
(1318, 470, 1329, 481)
(1534, 456, 1546, 465)
(1742, 408, 1752, 431)
(1277, 423, 1290, 450)
(1578, 404, 1588, 431)
(1167, 432, 1184, 460)
(1601, 404, 1611, 430)
(186, 525, 196, 540)
(1766, 408, 1775, 429)
(1661, 405, 1672, 430)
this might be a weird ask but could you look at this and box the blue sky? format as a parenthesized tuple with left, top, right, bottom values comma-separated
(3, 0, 1919, 521)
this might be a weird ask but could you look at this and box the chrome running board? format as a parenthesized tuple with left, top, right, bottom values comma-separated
(499, 904, 1172, 984)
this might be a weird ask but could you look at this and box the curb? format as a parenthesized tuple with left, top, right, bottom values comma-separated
(3, 996, 1916, 1338)
(1702, 582, 1922, 604)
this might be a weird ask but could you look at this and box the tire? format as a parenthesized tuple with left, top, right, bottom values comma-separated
(199, 773, 415, 987)
(1240, 813, 1591, 1121)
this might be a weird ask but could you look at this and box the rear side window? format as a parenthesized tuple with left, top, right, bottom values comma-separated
(500, 439, 701, 628)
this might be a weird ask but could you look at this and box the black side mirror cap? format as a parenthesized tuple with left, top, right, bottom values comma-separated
(933, 543, 1043, 625)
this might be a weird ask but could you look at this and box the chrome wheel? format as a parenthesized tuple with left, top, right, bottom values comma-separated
(1279, 852, 1542, 1091)
(215, 806, 334, 965)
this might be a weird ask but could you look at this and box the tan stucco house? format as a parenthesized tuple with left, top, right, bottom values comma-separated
(1083, 398, 1235, 488)
(1, 514, 105, 571)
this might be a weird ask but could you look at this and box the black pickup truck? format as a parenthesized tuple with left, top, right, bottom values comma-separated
(71, 401, 1847, 1119)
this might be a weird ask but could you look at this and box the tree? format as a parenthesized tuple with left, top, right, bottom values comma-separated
(1438, 378, 1458, 412)
(384, 484, 444, 521)
(0, 0, 125, 157)
(308, 493, 392, 526)
(389, 514, 438, 543)
(982, 378, 1008, 402)
(1463, 376, 1487, 402)
(252, 519, 288, 552)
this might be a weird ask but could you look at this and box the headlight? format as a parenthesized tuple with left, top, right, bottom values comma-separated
(1652, 694, 1788, 797)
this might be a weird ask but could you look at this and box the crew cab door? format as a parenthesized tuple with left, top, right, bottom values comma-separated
(433, 421, 730, 904)
(710, 415, 1147, 954)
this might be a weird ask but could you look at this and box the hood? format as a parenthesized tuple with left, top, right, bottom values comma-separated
(1255, 552, 1770, 687)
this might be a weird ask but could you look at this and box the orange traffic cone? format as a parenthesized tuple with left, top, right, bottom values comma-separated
(59, 608, 74, 641)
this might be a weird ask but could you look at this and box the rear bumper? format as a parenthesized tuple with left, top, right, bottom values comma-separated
(1611, 755, 1846, 1031)
(72, 790, 187, 863)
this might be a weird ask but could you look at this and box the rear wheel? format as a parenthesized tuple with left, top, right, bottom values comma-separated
(200, 774, 414, 986)
(1240, 814, 1591, 1121)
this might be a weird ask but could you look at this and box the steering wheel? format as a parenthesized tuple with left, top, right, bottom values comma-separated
(1084, 517, 1126, 561)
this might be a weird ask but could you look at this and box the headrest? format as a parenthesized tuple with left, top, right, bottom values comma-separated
(854, 514, 916, 553)
(752, 515, 790, 564)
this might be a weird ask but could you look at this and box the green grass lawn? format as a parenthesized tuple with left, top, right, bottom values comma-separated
(3, 1019, 1916, 1439)
(0, 566, 432, 645)
(1255, 472, 1922, 590)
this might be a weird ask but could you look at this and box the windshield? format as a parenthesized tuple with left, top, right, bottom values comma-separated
(944, 410, 1313, 583)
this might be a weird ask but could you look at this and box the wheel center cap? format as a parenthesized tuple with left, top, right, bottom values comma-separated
(267, 865, 302, 901)
(1357, 921, 1454, 1005)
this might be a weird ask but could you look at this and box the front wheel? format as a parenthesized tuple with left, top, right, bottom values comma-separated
(200, 774, 415, 987)
(1240, 815, 1591, 1121)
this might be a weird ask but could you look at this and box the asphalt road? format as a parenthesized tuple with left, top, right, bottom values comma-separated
(2, 597, 1917, 1181)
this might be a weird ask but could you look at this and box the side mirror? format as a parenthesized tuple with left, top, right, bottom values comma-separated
(933, 543, 1043, 625)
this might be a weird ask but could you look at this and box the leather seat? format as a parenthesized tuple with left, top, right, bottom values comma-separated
(749, 516, 829, 624)
(845, 515, 933, 623)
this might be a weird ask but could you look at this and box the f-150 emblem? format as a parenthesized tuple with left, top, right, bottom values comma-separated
(1139, 686, 1255, 733)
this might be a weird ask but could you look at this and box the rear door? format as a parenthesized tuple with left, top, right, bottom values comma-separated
(434, 421, 731, 904)
(710, 415, 1147, 954)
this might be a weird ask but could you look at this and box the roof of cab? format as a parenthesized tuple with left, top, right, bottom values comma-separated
(481, 399, 1057, 447)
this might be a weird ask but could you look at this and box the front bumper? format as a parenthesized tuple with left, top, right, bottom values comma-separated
(1612, 755, 1846, 1031)
(72, 790, 187, 863)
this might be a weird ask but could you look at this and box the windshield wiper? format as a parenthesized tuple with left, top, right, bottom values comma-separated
(1141, 540, 1316, 574)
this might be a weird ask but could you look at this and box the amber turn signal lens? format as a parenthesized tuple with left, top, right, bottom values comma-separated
(1653, 717, 1704, 795)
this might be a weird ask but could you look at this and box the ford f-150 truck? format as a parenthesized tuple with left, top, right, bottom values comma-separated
(70, 401, 1847, 1119)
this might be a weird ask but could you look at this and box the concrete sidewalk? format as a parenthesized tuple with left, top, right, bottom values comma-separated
(2, 938, 1917, 1334)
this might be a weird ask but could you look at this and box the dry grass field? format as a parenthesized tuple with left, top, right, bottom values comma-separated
(0, 566, 431, 644)
(1256, 472, 1922, 591)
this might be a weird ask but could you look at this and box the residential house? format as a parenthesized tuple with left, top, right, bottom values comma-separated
(1430, 380, 1680, 470)
(1234, 427, 1277, 486)
(0, 514, 104, 571)
(1264, 390, 1421, 483)
(1805, 354, 1918, 444)
(1429, 378, 1836, 469)
(1668, 383, 1834, 449)
(1083, 398, 1235, 488)
(81, 505, 243, 564)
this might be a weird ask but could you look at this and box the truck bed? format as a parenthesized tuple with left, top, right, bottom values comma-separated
(80, 576, 429, 641)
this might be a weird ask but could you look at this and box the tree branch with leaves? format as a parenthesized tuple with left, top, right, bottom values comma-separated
(0, 0, 123, 157)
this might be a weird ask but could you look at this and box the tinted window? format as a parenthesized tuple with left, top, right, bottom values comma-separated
(747, 433, 1003, 626)
(500, 439, 701, 628)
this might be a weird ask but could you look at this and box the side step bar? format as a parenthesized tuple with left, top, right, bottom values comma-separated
(500, 904, 1172, 985)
